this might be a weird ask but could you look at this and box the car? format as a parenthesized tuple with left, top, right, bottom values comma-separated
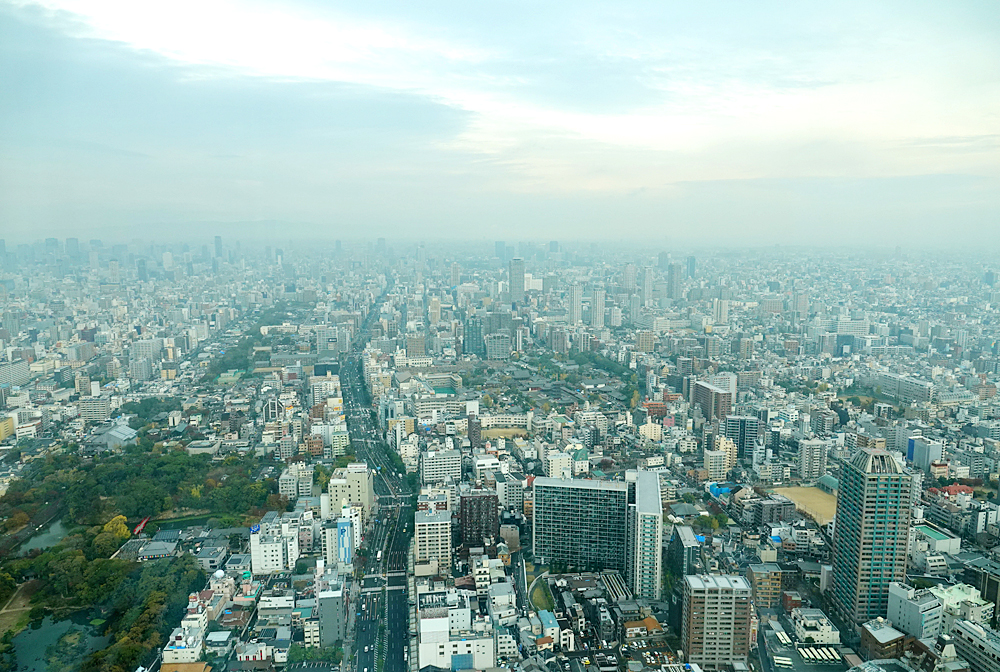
(365, 646, 369, 652)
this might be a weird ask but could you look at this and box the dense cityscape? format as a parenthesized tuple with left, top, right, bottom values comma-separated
(0, 238, 999, 672)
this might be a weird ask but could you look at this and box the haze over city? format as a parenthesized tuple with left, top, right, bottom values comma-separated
(2, 1, 999, 245)
(4, 5, 1000, 672)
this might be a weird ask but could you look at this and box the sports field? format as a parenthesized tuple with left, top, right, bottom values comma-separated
(773, 487, 837, 525)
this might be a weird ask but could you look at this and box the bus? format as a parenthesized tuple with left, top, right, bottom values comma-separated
(773, 657, 794, 669)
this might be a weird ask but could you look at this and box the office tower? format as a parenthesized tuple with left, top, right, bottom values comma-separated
(108, 259, 120, 284)
(629, 294, 642, 323)
(682, 575, 752, 671)
(666, 262, 684, 300)
(463, 316, 486, 358)
(686, 255, 696, 278)
(626, 470, 663, 600)
(65, 237, 79, 258)
(640, 267, 654, 306)
(712, 298, 729, 324)
(590, 289, 605, 328)
(451, 262, 461, 286)
(136, 258, 148, 281)
(692, 381, 732, 421)
(724, 415, 759, 462)
(214, 235, 222, 258)
(415, 510, 452, 570)
(623, 263, 636, 292)
(428, 297, 441, 324)
(460, 490, 500, 547)
(532, 478, 629, 571)
(798, 438, 828, 480)
(568, 283, 583, 324)
(911, 437, 944, 472)
(162, 251, 174, 270)
(495, 241, 506, 260)
(549, 240, 559, 252)
(658, 251, 669, 269)
(831, 448, 914, 624)
(509, 257, 525, 304)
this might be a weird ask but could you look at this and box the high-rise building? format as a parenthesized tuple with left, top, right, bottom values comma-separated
(686, 255, 696, 278)
(568, 284, 583, 324)
(626, 471, 663, 600)
(533, 474, 661, 599)
(831, 449, 914, 624)
(704, 450, 728, 481)
(640, 267, 654, 306)
(533, 478, 628, 571)
(623, 263, 636, 293)
(667, 262, 684, 300)
(460, 490, 500, 547)
(415, 510, 452, 570)
(798, 438, 828, 480)
(509, 257, 525, 304)
(214, 235, 223, 258)
(590, 289, 605, 328)
(682, 575, 752, 671)
(692, 381, 732, 421)
(724, 415, 759, 462)
(463, 316, 486, 358)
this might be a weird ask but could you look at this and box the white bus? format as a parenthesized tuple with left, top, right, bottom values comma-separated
(773, 656, 794, 669)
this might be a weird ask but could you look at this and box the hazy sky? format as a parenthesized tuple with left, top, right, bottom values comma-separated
(1, 1, 998, 245)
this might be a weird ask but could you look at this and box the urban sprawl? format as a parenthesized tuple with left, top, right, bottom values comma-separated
(1, 238, 1000, 672)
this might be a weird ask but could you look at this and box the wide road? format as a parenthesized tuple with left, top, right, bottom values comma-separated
(343, 280, 413, 672)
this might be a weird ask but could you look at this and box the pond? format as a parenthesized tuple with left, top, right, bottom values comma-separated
(19, 519, 71, 556)
(12, 615, 110, 672)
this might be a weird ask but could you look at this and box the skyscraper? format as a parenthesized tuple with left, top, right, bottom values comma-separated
(667, 262, 684, 300)
(623, 263, 636, 293)
(590, 288, 605, 328)
(214, 235, 223, 258)
(831, 448, 913, 624)
(568, 283, 583, 324)
(509, 257, 525, 304)
(686, 255, 697, 278)
(640, 267, 654, 306)
(627, 470, 663, 600)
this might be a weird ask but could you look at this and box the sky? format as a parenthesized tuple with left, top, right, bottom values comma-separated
(1, 1, 998, 246)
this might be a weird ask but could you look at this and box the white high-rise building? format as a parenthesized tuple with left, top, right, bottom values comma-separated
(590, 289, 605, 328)
(415, 510, 452, 571)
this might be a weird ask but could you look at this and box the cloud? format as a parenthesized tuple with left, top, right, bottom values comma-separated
(1, 1, 999, 242)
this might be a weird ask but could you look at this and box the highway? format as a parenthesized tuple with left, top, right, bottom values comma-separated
(343, 282, 413, 672)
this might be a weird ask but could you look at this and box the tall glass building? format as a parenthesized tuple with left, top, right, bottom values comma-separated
(831, 448, 913, 624)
